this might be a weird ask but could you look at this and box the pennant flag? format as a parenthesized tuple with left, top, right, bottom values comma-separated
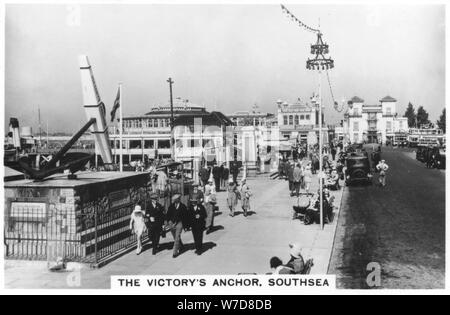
(110, 87, 120, 122)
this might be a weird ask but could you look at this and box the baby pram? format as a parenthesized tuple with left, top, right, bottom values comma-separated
(292, 193, 313, 221)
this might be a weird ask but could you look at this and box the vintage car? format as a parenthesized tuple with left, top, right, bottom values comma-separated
(436, 148, 446, 169)
(427, 146, 446, 169)
(416, 145, 428, 163)
(345, 154, 373, 185)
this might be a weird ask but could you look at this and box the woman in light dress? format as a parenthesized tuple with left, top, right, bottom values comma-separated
(303, 162, 313, 195)
(240, 178, 252, 217)
(129, 205, 147, 255)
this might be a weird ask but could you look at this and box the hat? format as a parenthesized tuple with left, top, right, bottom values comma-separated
(289, 243, 302, 259)
(150, 193, 158, 200)
(133, 205, 144, 213)
(190, 198, 199, 203)
(172, 194, 181, 203)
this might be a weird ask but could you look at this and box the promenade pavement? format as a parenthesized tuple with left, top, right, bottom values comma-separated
(5, 166, 344, 289)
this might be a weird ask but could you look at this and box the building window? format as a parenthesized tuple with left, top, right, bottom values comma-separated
(386, 107, 392, 115)
(158, 140, 170, 149)
(300, 115, 305, 120)
(353, 122, 359, 132)
(305, 115, 310, 120)
(148, 119, 153, 128)
(144, 140, 154, 149)
(294, 115, 299, 125)
(386, 121, 392, 131)
(289, 115, 293, 125)
(353, 133, 359, 143)
(283, 116, 288, 125)
(130, 140, 141, 149)
(154, 119, 159, 128)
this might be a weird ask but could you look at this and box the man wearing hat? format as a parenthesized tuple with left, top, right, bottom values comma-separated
(286, 243, 305, 274)
(145, 193, 165, 255)
(230, 158, 240, 184)
(190, 184, 204, 206)
(166, 194, 189, 258)
(188, 198, 207, 255)
(204, 179, 216, 233)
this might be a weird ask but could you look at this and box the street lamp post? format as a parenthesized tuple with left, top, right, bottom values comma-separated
(307, 32, 334, 230)
(167, 77, 175, 160)
(280, 5, 335, 230)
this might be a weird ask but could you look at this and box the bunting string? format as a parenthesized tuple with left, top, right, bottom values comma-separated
(280, 4, 320, 34)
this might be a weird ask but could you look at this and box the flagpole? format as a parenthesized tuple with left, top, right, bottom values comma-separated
(119, 83, 123, 172)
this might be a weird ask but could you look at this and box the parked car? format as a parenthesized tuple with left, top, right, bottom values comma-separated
(416, 145, 428, 163)
(345, 154, 373, 186)
(427, 146, 446, 169)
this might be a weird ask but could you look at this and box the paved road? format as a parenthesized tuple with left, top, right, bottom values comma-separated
(328, 146, 445, 289)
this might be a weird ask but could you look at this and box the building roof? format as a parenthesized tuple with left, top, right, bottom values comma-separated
(144, 98, 206, 115)
(229, 111, 275, 118)
(173, 111, 234, 127)
(380, 95, 397, 102)
(349, 96, 364, 103)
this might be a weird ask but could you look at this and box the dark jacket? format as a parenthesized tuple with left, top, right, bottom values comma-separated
(212, 166, 222, 179)
(199, 168, 210, 183)
(287, 165, 295, 182)
(222, 167, 230, 180)
(166, 202, 189, 226)
(286, 256, 305, 274)
(188, 204, 207, 229)
(145, 202, 165, 227)
(230, 162, 240, 176)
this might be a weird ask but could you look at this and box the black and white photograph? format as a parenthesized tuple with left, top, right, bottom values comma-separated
(1, 0, 447, 294)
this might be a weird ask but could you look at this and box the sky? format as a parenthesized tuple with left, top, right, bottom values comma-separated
(4, 3, 446, 133)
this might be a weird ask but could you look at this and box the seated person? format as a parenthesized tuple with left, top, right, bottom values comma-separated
(286, 244, 305, 274)
(292, 195, 311, 220)
(325, 168, 340, 190)
(269, 256, 294, 274)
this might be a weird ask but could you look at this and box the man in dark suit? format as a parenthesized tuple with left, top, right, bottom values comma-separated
(145, 193, 165, 255)
(188, 199, 207, 255)
(212, 163, 222, 192)
(199, 165, 210, 187)
(230, 158, 240, 183)
(166, 194, 189, 258)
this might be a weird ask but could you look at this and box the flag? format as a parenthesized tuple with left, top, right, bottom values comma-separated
(110, 87, 120, 122)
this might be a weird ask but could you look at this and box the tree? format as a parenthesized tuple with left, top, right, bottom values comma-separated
(437, 108, 446, 133)
(404, 102, 416, 128)
(416, 106, 430, 127)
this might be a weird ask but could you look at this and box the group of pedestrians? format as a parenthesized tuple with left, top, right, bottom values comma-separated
(199, 161, 240, 191)
(130, 193, 209, 258)
(226, 177, 253, 217)
(129, 160, 254, 257)
(284, 160, 314, 197)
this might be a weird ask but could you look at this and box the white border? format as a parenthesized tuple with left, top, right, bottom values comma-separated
(0, 0, 448, 295)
